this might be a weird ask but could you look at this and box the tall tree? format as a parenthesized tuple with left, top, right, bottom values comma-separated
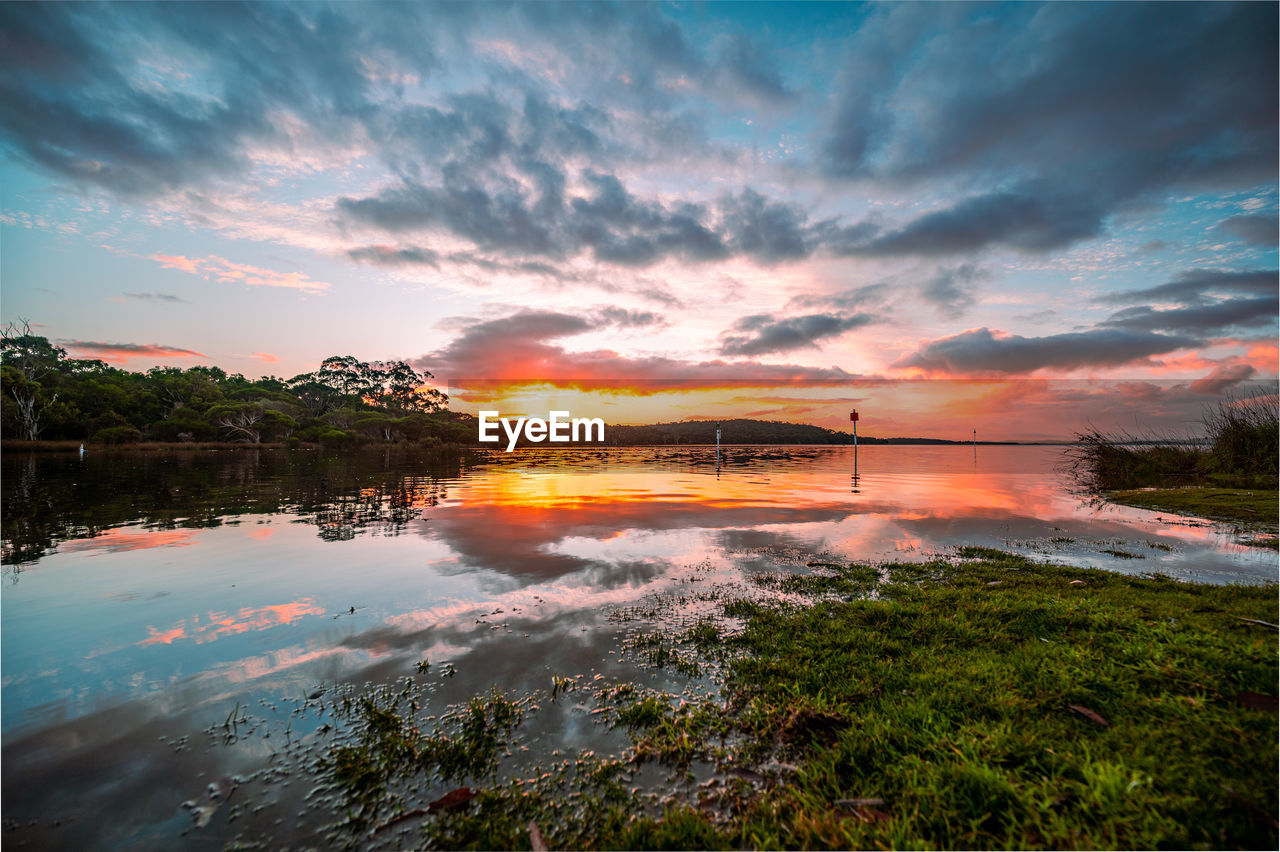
(1, 321, 64, 439)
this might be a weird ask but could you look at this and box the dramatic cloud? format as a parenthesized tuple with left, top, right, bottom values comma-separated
(1101, 297, 1278, 337)
(719, 312, 875, 357)
(62, 340, 207, 365)
(2, 2, 1275, 411)
(822, 3, 1277, 254)
(339, 175, 840, 269)
(150, 254, 329, 293)
(1102, 269, 1278, 305)
(0, 3, 789, 197)
(846, 188, 1107, 256)
(1217, 215, 1277, 246)
(0, 3, 435, 196)
(416, 308, 855, 390)
(893, 328, 1201, 376)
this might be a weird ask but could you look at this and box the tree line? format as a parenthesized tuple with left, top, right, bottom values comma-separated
(0, 322, 473, 447)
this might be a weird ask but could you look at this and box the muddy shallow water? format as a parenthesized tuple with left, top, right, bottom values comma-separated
(2, 445, 1274, 848)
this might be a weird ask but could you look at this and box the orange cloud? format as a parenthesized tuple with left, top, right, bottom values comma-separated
(149, 253, 329, 293)
(62, 340, 207, 365)
(418, 310, 856, 395)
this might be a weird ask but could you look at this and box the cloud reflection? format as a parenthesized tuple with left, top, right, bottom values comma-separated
(138, 598, 325, 647)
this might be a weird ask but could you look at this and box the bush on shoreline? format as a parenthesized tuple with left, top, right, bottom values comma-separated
(1067, 393, 1279, 492)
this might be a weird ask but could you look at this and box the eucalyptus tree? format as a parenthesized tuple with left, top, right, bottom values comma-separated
(1, 320, 64, 439)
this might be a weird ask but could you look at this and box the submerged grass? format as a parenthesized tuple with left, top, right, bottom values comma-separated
(1107, 487, 1279, 529)
(276, 552, 1276, 850)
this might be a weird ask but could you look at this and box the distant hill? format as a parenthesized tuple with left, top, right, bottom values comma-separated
(603, 419, 1007, 446)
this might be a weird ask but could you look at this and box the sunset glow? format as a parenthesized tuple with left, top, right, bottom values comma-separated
(1, 2, 1275, 438)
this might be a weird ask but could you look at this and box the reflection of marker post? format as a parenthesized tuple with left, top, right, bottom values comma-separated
(716, 422, 722, 465)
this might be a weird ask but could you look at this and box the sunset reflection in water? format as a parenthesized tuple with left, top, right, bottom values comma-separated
(1, 445, 1273, 851)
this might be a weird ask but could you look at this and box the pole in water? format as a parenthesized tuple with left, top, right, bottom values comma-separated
(850, 409, 859, 484)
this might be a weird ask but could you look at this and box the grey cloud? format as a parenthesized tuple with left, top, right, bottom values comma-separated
(61, 340, 207, 359)
(822, 3, 1277, 254)
(515, 2, 794, 108)
(340, 172, 853, 269)
(893, 327, 1201, 375)
(122, 292, 185, 303)
(1217, 214, 1277, 246)
(0, 3, 433, 196)
(1101, 297, 1278, 336)
(719, 189, 812, 262)
(720, 312, 876, 357)
(845, 188, 1108, 256)
(0, 2, 789, 201)
(347, 245, 440, 268)
(789, 283, 890, 313)
(598, 307, 664, 329)
(568, 172, 728, 266)
(710, 32, 794, 104)
(1103, 268, 1277, 305)
(921, 265, 984, 319)
(339, 178, 561, 256)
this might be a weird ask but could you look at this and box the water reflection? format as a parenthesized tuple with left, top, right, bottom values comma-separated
(2, 447, 462, 569)
(138, 598, 326, 647)
(1, 444, 1274, 850)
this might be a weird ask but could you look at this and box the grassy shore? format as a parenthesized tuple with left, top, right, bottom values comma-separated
(1107, 487, 1278, 529)
(285, 550, 1277, 850)
(1066, 394, 1278, 543)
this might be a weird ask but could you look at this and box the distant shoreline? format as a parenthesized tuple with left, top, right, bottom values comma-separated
(2, 438, 1074, 453)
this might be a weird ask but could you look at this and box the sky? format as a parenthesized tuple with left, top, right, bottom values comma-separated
(1, 1, 1276, 439)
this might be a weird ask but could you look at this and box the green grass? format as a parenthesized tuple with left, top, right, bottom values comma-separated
(296, 552, 1277, 850)
(708, 554, 1278, 849)
(1108, 487, 1279, 529)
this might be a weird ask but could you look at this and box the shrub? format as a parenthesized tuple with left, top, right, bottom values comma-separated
(1204, 393, 1278, 478)
(317, 427, 363, 449)
(91, 425, 143, 444)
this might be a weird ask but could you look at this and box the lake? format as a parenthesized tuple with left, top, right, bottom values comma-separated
(1, 445, 1273, 848)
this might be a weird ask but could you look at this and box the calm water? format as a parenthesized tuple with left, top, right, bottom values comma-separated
(2, 445, 1274, 848)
